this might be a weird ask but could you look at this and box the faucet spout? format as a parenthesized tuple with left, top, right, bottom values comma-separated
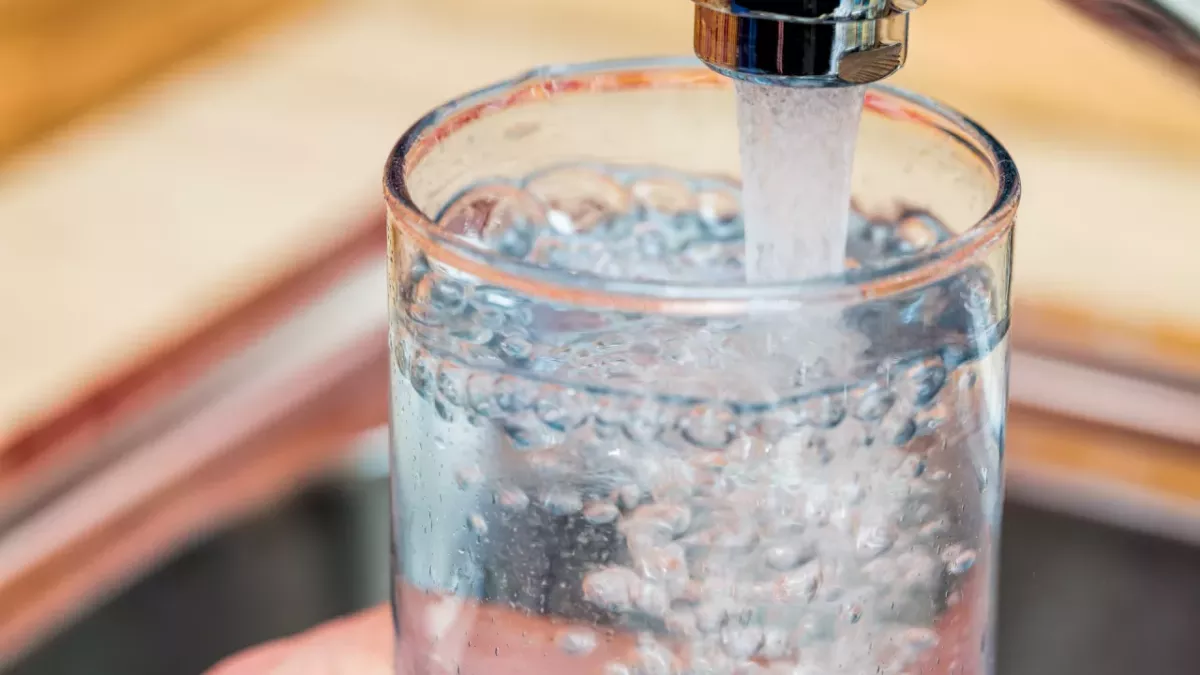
(691, 0, 928, 87)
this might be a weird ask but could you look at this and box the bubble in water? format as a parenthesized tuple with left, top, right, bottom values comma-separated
(636, 638, 679, 675)
(455, 465, 483, 489)
(855, 383, 896, 421)
(635, 581, 671, 616)
(583, 567, 641, 612)
(912, 359, 948, 406)
(409, 351, 438, 400)
(635, 543, 690, 597)
(898, 626, 939, 652)
(536, 390, 589, 432)
(544, 488, 584, 516)
(945, 547, 978, 575)
(466, 374, 500, 418)
(680, 406, 737, 449)
(632, 175, 698, 215)
(583, 501, 621, 525)
(775, 562, 821, 603)
(499, 336, 534, 364)
(633, 503, 693, 537)
(765, 542, 814, 571)
(721, 624, 764, 660)
(557, 628, 597, 656)
(805, 392, 848, 429)
(856, 522, 897, 559)
(431, 278, 468, 315)
(760, 626, 792, 660)
(614, 484, 645, 511)
(495, 487, 530, 512)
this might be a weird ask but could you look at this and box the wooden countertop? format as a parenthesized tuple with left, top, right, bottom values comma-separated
(0, 0, 1197, 484)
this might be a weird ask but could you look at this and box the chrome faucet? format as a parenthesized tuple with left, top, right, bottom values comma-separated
(691, 0, 1200, 87)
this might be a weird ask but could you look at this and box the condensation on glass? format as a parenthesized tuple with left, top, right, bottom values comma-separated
(384, 58, 1020, 675)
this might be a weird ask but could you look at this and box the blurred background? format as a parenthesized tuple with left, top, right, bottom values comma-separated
(0, 0, 1197, 673)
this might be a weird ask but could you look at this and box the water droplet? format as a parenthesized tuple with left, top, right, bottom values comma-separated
(583, 501, 620, 525)
(544, 488, 583, 516)
(454, 465, 483, 489)
(841, 601, 864, 624)
(582, 567, 640, 611)
(467, 513, 488, 536)
(556, 628, 597, 656)
(898, 627, 939, 653)
(603, 664, 634, 675)
(495, 487, 530, 511)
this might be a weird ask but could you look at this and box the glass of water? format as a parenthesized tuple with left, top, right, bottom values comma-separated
(385, 58, 1019, 675)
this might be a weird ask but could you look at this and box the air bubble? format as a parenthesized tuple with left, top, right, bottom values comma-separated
(856, 522, 897, 559)
(855, 383, 896, 421)
(583, 501, 620, 525)
(775, 562, 821, 603)
(680, 406, 737, 449)
(556, 628, 597, 656)
(721, 624, 764, 660)
(765, 543, 813, 571)
(633, 503, 693, 537)
(499, 336, 534, 364)
(912, 360, 948, 406)
(636, 638, 679, 675)
(946, 547, 978, 575)
(583, 567, 640, 612)
(614, 484, 644, 511)
(430, 278, 468, 314)
(544, 488, 583, 516)
(495, 487, 530, 512)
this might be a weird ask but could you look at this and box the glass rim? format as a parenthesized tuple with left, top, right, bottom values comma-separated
(385, 56, 1020, 313)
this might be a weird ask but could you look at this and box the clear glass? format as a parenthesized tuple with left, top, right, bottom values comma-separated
(385, 58, 1019, 675)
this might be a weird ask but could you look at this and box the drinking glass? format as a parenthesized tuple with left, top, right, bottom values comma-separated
(385, 57, 1020, 675)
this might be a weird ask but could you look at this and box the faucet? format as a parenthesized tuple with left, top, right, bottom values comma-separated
(691, 0, 1200, 87)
